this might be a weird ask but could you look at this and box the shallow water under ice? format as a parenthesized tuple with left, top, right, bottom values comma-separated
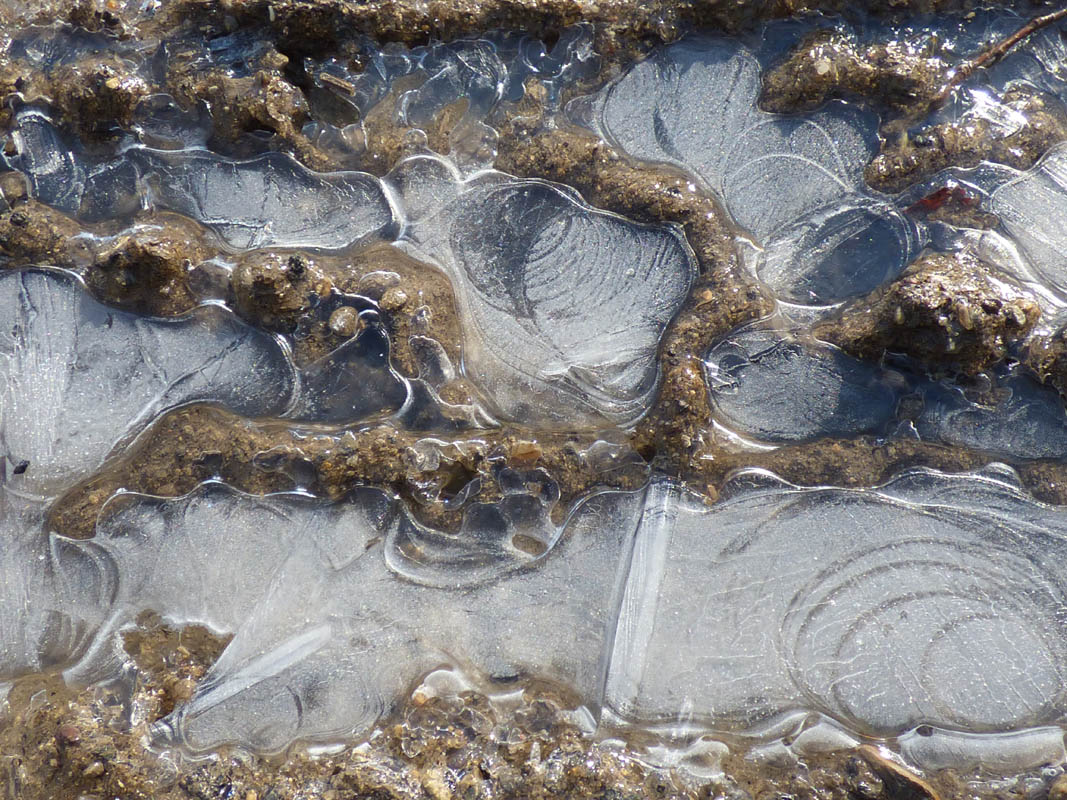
(6, 8, 1067, 783)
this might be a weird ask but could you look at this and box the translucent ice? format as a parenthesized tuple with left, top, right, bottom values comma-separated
(0, 490, 115, 680)
(396, 160, 695, 425)
(591, 38, 878, 240)
(7, 112, 396, 250)
(588, 38, 920, 304)
(916, 376, 1067, 460)
(991, 144, 1067, 295)
(0, 269, 294, 498)
(134, 483, 642, 752)
(755, 200, 918, 306)
(607, 469, 1067, 736)
(131, 148, 396, 251)
(705, 328, 899, 442)
(125, 464, 1067, 754)
(7, 109, 86, 214)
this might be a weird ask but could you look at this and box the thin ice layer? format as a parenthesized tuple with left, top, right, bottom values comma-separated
(0, 269, 294, 498)
(991, 144, 1067, 295)
(916, 375, 1067, 460)
(131, 148, 395, 250)
(704, 328, 899, 442)
(7, 111, 396, 250)
(607, 469, 1067, 736)
(140, 484, 642, 752)
(589, 38, 918, 305)
(592, 37, 877, 240)
(0, 489, 116, 679)
(395, 158, 695, 426)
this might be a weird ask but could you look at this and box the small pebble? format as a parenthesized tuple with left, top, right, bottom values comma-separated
(55, 724, 80, 746)
(83, 761, 105, 778)
(329, 306, 362, 338)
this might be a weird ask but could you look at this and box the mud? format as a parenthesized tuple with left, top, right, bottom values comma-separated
(814, 250, 1041, 376)
(47, 404, 650, 539)
(760, 28, 950, 115)
(867, 87, 1067, 193)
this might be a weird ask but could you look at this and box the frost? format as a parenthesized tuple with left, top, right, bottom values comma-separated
(397, 162, 695, 425)
(0, 269, 294, 498)
(704, 328, 899, 442)
(991, 144, 1067, 295)
(589, 38, 918, 304)
(607, 470, 1067, 736)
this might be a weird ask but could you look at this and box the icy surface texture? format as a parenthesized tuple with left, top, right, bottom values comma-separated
(117, 465, 1067, 752)
(992, 145, 1067, 295)
(287, 312, 410, 423)
(0, 269, 294, 498)
(606, 469, 1067, 736)
(396, 158, 695, 425)
(0, 490, 115, 680)
(589, 37, 914, 304)
(916, 375, 1067, 460)
(306, 30, 598, 168)
(131, 149, 395, 250)
(705, 328, 899, 442)
(131, 483, 642, 752)
(7, 111, 396, 250)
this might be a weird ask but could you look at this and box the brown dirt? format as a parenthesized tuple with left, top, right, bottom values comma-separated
(814, 250, 1041, 376)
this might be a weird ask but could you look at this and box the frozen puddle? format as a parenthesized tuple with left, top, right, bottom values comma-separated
(0, 268, 294, 499)
(394, 156, 695, 426)
(588, 36, 918, 306)
(76, 466, 1067, 768)
(705, 328, 899, 442)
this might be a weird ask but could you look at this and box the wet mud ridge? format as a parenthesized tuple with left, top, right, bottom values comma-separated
(9, 1, 1067, 799)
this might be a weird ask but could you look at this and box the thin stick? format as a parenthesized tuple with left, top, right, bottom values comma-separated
(930, 6, 1067, 108)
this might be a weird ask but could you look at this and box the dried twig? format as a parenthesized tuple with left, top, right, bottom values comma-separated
(931, 6, 1067, 108)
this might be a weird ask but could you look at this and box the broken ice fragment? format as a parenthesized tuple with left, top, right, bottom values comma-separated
(607, 469, 1067, 736)
(991, 144, 1067, 295)
(591, 37, 878, 240)
(399, 166, 695, 425)
(705, 328, 899, 442)
(0, 268, 294, 498)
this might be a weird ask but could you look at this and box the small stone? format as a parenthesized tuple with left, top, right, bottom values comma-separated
(328, 306, 362, 338)
(82, 761, 105, 778)
(510, 441, 542, 465)
(1049, 774, 1067, 800)
(54, 724, 80, 746)
(380, 287, 409, 311)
